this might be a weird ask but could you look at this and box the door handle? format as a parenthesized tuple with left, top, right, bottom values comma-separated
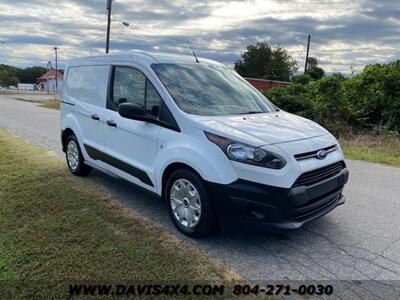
(106, 119, 117, 127)
(91, 113, 100, 121)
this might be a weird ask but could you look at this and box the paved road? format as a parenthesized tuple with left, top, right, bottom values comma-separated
(1, 96, 399, 297)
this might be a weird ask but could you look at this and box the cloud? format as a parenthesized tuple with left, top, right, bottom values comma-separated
(5, 35, 63, 46)
(0, 0, 398, 73)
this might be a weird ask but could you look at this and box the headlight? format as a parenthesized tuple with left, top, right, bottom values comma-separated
(205, 132, 286, 169)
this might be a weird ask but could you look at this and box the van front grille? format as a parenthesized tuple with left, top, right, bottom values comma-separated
(294, 145, 337, 161)
(293, 161, 346, 187)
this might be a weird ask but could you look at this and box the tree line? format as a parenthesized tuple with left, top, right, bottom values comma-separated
(0, 64, 49, 87)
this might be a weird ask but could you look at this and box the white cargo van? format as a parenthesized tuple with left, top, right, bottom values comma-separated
(61, 52, 348, 237)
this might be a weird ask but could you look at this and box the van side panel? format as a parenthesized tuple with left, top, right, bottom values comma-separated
(62, 65, 110, 161)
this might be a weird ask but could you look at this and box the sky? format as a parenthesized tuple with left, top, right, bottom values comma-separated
(0, 0, 399, 74)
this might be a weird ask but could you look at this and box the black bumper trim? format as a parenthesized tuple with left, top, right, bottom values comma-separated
(207, 166, 349, 231)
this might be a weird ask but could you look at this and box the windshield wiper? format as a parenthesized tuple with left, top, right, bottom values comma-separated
(239, 111, 264, 115)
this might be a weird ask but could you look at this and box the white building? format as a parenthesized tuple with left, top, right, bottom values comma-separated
(18, 83, 36, 90)
(37, 70, 63, 92)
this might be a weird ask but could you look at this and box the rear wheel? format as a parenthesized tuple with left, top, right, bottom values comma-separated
(166, 169, 217, 238)
(65, 135, 92, 176)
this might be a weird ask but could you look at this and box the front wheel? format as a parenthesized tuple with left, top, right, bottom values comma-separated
(166, 169, 217, 238)
(65, 135, 92, 176)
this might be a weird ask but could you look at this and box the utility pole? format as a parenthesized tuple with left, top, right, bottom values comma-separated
(46, 61, 52, 95)
(106, 0, 113, 53)
(54, 47, 58, 92)
(304, 34, 311, 75)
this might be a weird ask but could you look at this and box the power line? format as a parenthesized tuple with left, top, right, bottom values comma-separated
(57, 35, 105, 55)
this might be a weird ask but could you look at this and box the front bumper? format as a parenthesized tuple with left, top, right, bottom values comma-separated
(207, 164, 349, 231)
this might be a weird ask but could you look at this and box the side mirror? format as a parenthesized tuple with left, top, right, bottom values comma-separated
(118, 103, 146, 120)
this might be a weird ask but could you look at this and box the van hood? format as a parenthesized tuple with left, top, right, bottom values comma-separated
(191, 111, 329, 146)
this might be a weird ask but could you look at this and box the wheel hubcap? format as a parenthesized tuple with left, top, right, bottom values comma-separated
(170, 179, 202, 229)
(66, 140, 79, 171)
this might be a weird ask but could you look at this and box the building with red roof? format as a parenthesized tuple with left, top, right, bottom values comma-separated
(37, 70, 63, 92)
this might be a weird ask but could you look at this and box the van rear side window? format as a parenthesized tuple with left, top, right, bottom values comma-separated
(66, 65, 109, 107)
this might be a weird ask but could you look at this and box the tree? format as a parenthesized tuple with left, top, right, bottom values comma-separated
(235, 42, 297, 81)
(235, 42, 272, 78)
(306, 57, 325, 80)
(0, 70, 19, 87)
(17, 66, 47, 83)
(269, 46, 298, 81)
(0, 64, 20, 87)
(0, 64, 50, 87)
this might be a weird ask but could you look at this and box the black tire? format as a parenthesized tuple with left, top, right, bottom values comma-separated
(65, 135, 92, 176)
(165, 169, 218, 238)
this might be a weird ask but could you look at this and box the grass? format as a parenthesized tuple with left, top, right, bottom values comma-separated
(0, 128, 240, 299)
(340, 134, 400, 167)
(39, 99, 60, 110)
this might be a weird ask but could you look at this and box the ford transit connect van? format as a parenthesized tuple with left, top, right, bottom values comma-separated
(61, 51, 348, 237)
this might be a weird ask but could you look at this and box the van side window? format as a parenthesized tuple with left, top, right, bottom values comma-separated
(111, 66, 162, 117)
(113, 67, 145, 107)
(66, 66, 109, 107)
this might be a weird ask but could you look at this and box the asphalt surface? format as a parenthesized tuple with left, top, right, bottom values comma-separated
(1, 96, 399, 298)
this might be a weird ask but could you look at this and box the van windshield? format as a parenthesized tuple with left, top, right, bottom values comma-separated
(151, 63, 275, 116)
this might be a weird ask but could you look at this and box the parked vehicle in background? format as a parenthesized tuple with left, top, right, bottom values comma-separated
(61, 51, 349, 237)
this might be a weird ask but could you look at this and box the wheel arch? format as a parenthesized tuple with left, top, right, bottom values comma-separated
(61, 113, 83, 152)
(155, 141, 238, 196)
(161, 162, 203, 201)
(61, 128, 76, 152)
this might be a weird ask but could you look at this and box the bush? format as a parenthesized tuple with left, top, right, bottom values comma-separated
(263, 60, 400, 135)
(265, 83, 313, 118)
(344, 61, 400, 132)
(292, 74, 312, 85)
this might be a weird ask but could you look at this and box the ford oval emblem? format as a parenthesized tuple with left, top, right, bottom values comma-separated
(316, 150, 328, 159)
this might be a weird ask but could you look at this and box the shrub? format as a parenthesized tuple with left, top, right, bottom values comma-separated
(264, 83, 313, 118)
(263, 60, 400, 135)
(344, 61, 400, 132)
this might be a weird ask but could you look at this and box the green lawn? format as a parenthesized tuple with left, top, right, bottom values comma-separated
(0, 129, 239, 298)
(39, 99, 60, 110)
(340, 135, 400, 167)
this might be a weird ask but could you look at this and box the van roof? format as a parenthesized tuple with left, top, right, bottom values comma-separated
(67, 50, 224, 68)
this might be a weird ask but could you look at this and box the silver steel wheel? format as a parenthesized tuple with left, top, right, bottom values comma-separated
(170, 179, 202, 229)
(66, 140, 79, 171)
